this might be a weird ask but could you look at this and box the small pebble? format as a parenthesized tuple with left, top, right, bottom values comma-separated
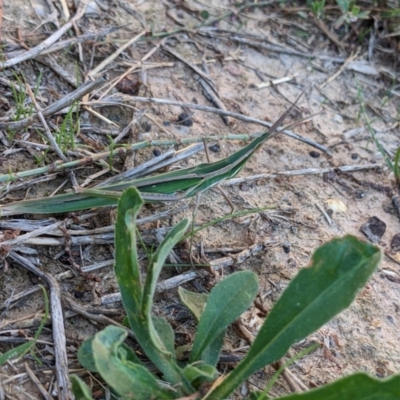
(153, 149, 161, 157)
(390, 233, 400, 252)
(360, 216, 386, 243)
(309, 150, 320, 158)
(141, 121, 151, 132)
(240, 182, 250, 191)
(209, 143, 220, 153)
(387, 315, 395, 324)
(287, 258, 297, 268)
(177, 11, 184, 18)
(177, 112, 193, 127)
(351, 153, 359, 160)
(333, 114, 343, 124)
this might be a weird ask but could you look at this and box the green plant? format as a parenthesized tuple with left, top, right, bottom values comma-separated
(334, 1, 370, 28)
(71, 188, 400, 400)
(54, 102, 79, 152)
(308, 0, 326, 19)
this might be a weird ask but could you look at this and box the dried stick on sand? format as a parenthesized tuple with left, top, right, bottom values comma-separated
(1, 0, 89, 69)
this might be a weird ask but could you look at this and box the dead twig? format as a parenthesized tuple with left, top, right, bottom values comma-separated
(1, 0, 89, 69)
(93, 94, 331, 154)
(101, 240, 274, 304)
(222, 163, 382, 186)
(25, 363, 53, 400)
(9, 252, 72, 400)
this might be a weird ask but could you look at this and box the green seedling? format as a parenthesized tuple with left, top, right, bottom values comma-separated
(70, 188, 400, 400)
(54, 102, 79, 153)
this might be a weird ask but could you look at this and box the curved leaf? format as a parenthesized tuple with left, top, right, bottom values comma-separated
(70, 375, 94, 400)
(277, 373, 400, 400)
(92, 325, 173, 400)
(190, 271, 258, 362)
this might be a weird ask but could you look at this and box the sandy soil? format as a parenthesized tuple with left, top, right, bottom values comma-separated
(0, 1, 399, 399)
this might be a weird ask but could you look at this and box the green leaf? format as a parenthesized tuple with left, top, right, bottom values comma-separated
(77, 337, 97, 372)
(190, 271, 258, 363)
(178, 287, 208, 322)
(142, 218, 189, 355)
(92, 325, 173, 400)
(336, 0, 350, 13)
(152, 316, 176, 356)
(277, 373, 400, 400)
(200, 330, 225, 367)
(0, 341, 35, 366)
(115, 187, 144, 321)
(204, 236, 381, 400)
(70, 375, 94, 400)
(245, 236, 381, 371)
(115, 189, 191, 392)
(182, 363, 218, 389)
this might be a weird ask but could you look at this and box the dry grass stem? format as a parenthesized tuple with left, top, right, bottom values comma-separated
(93, 94, 330, 153)
(9, 252, 72, 400)
(1, 0, 89, 69)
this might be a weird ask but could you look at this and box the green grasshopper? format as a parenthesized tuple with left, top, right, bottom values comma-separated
(0, 91, 304, 217)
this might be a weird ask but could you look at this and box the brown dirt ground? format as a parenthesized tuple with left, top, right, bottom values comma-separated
(0, 1, 399, 399)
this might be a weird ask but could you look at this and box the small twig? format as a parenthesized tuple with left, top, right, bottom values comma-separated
(315, 203, 332, 226)
(162, 45, 216, 91)
(271, 361, 303, 393)
(101, 240, 272, 304)
(222, 164, 382, 186)
(252, 74, 298, 90)
(88, 30, 147, 78)
(93, 94, 331, 154)
(312, 17, 345, 50)
(320, 50, 359, 88)
(1, 0, 89, 69)
(9, 252, 72, 400)
(25, 363, 53, 400)
(63, 295, 135, 339)
(5, 25, 124, 59)
(36, 55, 78, 88)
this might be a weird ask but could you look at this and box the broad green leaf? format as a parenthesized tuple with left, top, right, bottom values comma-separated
(178, 287, 208, 322)
(115, 188, 144, 320)
(92, 325, 173, 400)
(152, 316, 176, 356)
(142, 218, 189, 355)
(78, 336, 142, 373)
(182, 363, 218, 389)
(200, 329, 225, 367)
(77, 337, 97, 372)
(204, 236, 381, 400)
(70, 375, 94, 400)
(245, 236, 381, 371)
(336, 0, 350, 13)
(190, 271, 258, 363)
(277, 373, 400, 400)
